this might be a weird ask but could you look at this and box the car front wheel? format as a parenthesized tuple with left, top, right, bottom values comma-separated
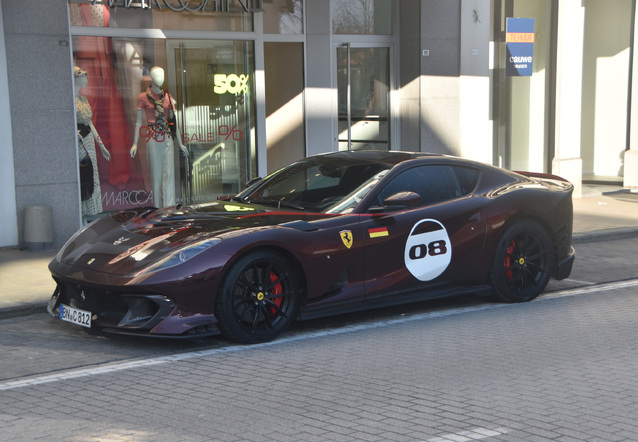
(215, 250, 301, 344)
(489, 219, 553, 303)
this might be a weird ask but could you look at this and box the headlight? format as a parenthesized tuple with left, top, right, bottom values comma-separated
(55, 221, 99, 262)
(142, 238, 222, 274)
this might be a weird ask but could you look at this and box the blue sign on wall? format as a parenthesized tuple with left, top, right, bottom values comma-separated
(506, 18, 535, 77)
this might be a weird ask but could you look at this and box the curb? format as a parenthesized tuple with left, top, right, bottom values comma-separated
(0, 302, 48, 321)
(571, 227, 638, 244)
(2, 227, 638, 322)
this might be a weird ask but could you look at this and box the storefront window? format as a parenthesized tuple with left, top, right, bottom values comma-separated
(69, 1, 254, 31)
(72, 31, 256, 216)
(169, 40, 256, 204)
(332, 0, 392, 35)
(262, 0, 303, 34)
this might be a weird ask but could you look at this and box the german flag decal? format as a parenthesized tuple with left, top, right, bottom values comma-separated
(368, 227, 389, 238)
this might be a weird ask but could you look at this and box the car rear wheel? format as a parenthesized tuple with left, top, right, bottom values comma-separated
(489, 219, 553, 303)
(215, 250, 300, 344)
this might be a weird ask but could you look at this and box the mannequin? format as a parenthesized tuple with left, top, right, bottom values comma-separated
(130, 66, 188, 207)
(74, 66, 111, 217)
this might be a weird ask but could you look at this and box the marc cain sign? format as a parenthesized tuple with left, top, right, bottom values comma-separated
(77, 0, 264, 13)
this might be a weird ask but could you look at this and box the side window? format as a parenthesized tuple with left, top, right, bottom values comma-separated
(452, 166, 480, 195)
(373, 165, 468, 208)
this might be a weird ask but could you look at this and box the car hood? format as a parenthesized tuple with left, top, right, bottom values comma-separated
(55, 201, 327, 276)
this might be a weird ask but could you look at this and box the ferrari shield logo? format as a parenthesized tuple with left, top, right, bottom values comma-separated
(340, 230, 353, 249)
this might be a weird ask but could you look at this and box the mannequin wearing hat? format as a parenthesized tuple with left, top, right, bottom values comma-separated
(130, 66, 188, 208)
(74, 66, 111, 217)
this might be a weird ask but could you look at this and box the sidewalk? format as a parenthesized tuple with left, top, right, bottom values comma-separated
(1, 186, 637, 320)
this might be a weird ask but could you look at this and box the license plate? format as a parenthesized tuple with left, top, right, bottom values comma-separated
(59, 304, 92, 328)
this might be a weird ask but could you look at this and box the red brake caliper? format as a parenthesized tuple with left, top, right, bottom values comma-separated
(269, 272, 283, 315)
(504, 240, 515, 281)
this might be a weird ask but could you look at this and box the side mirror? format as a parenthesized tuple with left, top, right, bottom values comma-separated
(383, 191, 422, 207)
(368, 191, 422, 213)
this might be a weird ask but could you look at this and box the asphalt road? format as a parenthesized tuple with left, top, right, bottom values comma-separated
(1, 238, 638, 440)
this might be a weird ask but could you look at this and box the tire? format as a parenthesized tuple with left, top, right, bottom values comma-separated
(489, 219, 553, 303)
(215, 250, 301, 344)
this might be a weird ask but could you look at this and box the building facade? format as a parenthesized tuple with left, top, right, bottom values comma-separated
(1, 0, 637, 250)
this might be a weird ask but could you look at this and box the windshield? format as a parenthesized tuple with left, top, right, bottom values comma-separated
(236, 157, 390, 213)
(325, 170, 388, 214)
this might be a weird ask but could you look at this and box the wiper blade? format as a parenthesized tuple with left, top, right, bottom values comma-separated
(251, 198, 305, 211)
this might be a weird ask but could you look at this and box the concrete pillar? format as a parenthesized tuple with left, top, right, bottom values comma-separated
(552, 0, 585, 197)
(304, 1, 334, 157)
(399, 0, 422, 151)
(459, 0, 491, 164)
(625, 0, 638, 188)
(418, 0, 463, 156)
(624, 151, 638, 187)
(0, 4, 18, 247)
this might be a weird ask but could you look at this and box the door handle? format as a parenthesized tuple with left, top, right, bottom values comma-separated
(468, 212, 482, 223)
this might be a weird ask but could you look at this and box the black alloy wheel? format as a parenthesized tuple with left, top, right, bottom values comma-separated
(489, 219, 553, 302)
(215, 250, 301, 344)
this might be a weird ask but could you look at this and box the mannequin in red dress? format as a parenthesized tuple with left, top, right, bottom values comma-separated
(72, 3, 131, 188)
(130, 67, 188, 208)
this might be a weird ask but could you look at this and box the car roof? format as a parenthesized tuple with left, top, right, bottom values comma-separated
(304, 150, 487, 170)
(309, 150, 448, 165)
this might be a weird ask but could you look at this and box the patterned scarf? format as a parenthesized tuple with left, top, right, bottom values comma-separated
(146, 87, 166, 126)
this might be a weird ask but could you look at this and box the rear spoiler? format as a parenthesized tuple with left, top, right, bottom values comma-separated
(514, 171, 571, 183)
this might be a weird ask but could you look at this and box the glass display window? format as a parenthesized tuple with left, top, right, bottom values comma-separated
(167, 40, 257, 204)
(262, 0, 304, 34)
(332, 0, 392, 35)
(72, 33, 256, 216)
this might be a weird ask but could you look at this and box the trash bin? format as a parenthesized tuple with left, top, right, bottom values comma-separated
(24, 205, 53, 252)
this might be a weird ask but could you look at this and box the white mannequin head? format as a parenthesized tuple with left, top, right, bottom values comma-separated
(73, 66, 88, 93)
(150, 66, 165, 90)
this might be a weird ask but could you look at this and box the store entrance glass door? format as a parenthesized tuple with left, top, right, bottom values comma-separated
(337, 44, 390, 151)
(167, 40, 256, 205)
(492, 0, 553, 173)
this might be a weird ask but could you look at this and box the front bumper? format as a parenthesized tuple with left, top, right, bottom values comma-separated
(48, 279, 220, 338)
(554, 246, 576, 281)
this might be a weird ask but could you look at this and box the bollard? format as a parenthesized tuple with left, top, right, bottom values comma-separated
(24, 205, 53, 252)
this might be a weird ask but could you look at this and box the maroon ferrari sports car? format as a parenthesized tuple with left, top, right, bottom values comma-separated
(48, 151, 575, 343)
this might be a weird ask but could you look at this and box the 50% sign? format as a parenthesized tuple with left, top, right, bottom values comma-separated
(214, 74, 249, 95)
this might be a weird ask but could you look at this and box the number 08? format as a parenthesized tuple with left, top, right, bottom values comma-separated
(409, 240, 448, 260)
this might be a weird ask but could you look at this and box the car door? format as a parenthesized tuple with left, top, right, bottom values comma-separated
(360, 164, 487, 300)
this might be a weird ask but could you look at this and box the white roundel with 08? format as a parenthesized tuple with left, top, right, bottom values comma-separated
(404, 219, 452, 281)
